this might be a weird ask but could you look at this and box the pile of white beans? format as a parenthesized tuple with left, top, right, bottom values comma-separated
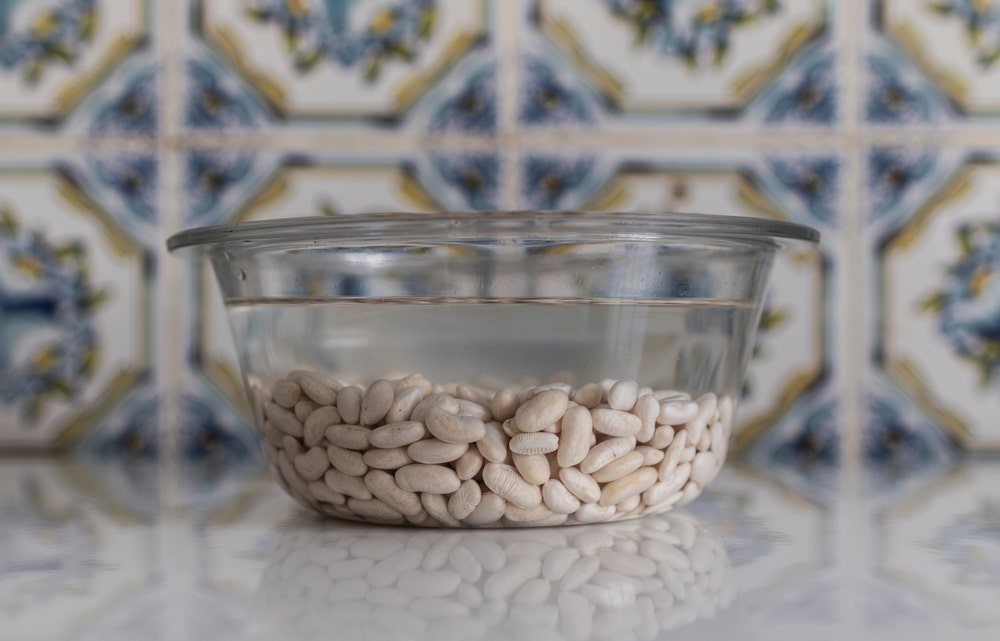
(254, 513, 734, 640)
(255, 372, 733, 527)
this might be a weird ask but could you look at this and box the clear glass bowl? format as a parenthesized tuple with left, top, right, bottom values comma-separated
(168, 212, 818, 527)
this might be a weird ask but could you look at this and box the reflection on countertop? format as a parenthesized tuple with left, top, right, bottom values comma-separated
(2, 459, 999, 641)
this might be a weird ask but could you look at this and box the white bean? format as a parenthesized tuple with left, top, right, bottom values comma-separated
(292, 370, 340, 405)
(690, 450, 719, 486)
(572, 383, 603, 409)
(281, 434, 302, 458)
(420, 493, 462, 527)
(592, 408, 642, 437)
(408, 439, 468, 464)
(658, 430, 687, 480)
(598, 467, 658, 507)
(360, 379, 394, 425)
(491, 389, 520, 421)
(557, 406, 593, 467)
(395, 464, 461, 494)
(462, 492, 506, 526)
(304, 404, 340, 434)
(325, 424, 370, 450)
(327, 444, 367, 476)
(325, 469, 372, 500)
(476, 421, 509, 463)
(504, 503, 556, 523)
(425, 408, 487, 444)
(648, 424, 675, 449)
(580, 436, 636, 474)
(514, 390, 569, 432)
(542, 479, 581, 514)
(294, 447, 331, 481)
(364, 470, 423, 516)
(558, 467, 601, 504)
(337, 386, 363, 424)
(271, 381, 302, 410)
(483, 463, 542, 508)
(447, 479, 482, 520)
(635, 394, 659, 443)
(369, 421, 426, 449)
(347, 498, 404, 522)
(574, 503, 616, 523)
(591, 451, 645, 483)
(455, 449, 483, 480)
(512, 453, 551, 485)
(510, 432, 560, 455)
(635, 445, 665, 466)
(363, 447, 413, 470)
(385, 385, 424, 423)
(657, 399, 699, 425)
(293, 398, 316, 422)
(607, 380, 638, 411)
(265, 402, 303, 437)
(308, 480, 345, 505)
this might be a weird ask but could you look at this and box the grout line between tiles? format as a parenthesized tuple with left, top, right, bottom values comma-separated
(157, 1, 184, 639)
(496, 0, 522, 209)
(840, 0, 867, 634)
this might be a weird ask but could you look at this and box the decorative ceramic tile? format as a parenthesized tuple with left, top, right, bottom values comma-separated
(0, 0, 152, 129)
(875, 0, 1000, 117)
(527, 0, 831, 120)
(865, 39, 951, 125)
(515, 150, 838, 471)
(189, 0, 493, 125)
(0, 156, 156, 452)
(868, 150, 1000, 454)
(0, 461, 161, 640)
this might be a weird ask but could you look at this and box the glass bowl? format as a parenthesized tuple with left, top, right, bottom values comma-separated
(168, 212, 818, 527)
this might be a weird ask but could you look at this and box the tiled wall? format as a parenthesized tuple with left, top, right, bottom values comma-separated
(0, 0, 997, 488)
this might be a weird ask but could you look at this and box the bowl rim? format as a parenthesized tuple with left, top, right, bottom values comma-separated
(167, 211, 820, 252)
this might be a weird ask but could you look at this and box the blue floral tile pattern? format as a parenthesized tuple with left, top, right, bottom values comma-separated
(864, 388, 954, 487)
(926, 1, 1000, 68)
(0, 0, 97, 84)
(763, 44, 836, 124)
(427, 58, 496, 133)
(185, 58, 266, 131)
(602, 0, 781, 67)
(0, 208, 106, 423)
(764, 155, 841, 226)
(243, 0, 435, 78)
(521, 154, 598, 210)
(866, 147, 937, 222)
(183, 151, 257, 225)
(520, 53, 598, 126)
(921, 222, 1000, 386)
(865, 53, 950, 124)
(88, 154, 158, 224)
(88, 65, 157, 136)
(421, 152, 500, 210)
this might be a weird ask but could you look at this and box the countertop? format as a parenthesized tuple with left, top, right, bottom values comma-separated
(2, 459, 998, 641)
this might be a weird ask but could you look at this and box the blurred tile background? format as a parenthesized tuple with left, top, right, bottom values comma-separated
(0, 0, 997, 493)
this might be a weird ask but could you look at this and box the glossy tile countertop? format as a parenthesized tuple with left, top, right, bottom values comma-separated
(2, 460, 998, 641)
